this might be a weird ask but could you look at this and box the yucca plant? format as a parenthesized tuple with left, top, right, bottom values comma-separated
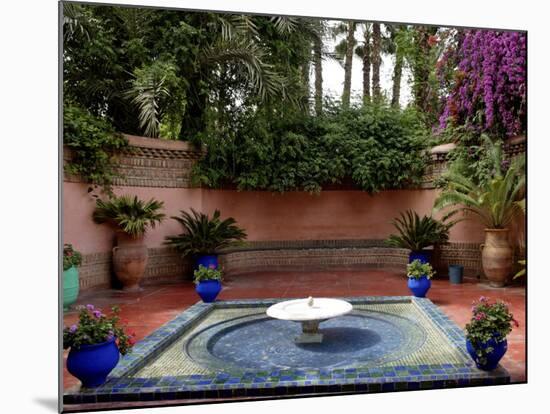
(165, 209, 247, 256)
(385, 210, 453, 251)
(433, 140, 525, 229)
(92, 195, 165, 238)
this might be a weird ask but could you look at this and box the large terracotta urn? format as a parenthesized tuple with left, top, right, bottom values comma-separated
(113, 232, 148, 291)
(481, 229, 513, 287)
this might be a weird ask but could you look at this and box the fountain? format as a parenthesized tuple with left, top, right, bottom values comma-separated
(266, 297, 353, 343)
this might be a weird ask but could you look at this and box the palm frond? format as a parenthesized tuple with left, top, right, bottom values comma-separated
(93, 195, 165, 237)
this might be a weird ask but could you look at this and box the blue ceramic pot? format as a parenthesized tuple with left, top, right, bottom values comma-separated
(66, 338, 120, 388)
(407, 276, 431, 297)
(466, 335, 508, 371)
(449, 265, 464, 284)
(409, 250, 432, 264)
(194, 254, 219, 270)
(196, 279, 222, 302)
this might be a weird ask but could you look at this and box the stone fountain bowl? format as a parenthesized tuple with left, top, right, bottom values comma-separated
(266, 297, 353, 343)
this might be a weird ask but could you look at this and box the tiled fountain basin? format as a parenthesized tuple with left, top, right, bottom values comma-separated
(63, 296, 509, 405)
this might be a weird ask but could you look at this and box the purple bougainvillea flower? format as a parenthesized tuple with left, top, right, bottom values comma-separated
(93, 310, 103, 318)
(86, 304, 95, 311)
(208, 263, 216, 269)
(69, 324, 78, 333)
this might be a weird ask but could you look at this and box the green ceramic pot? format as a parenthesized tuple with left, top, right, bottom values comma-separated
(63, 266, 80, 310)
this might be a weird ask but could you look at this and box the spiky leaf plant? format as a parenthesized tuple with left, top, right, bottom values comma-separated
(92, 195, 165, 238)
(165, 209, 247, 256)
(385, 209, 453, 251)
(434, 139, 525, 229)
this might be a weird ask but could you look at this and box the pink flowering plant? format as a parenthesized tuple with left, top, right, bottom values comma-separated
(465, 296, 518, 365)
(63, 243, 82, 271)
(63, 304, 136, 355)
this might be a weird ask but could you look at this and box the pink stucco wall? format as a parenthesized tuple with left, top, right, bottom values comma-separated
(201, 189, 486, 243)
(63, 182, 202, 254)
(63, 183, 487, 255)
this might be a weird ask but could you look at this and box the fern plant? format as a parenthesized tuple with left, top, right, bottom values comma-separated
(385, 209, 453, 251)
(165, 209, 247, 256)
(434, 139, 525, 229)
(92, 195, 165, 238)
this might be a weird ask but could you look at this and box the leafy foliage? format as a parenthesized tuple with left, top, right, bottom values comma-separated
(92, 195, 165, 238)
(63, 103, 128, 194)
(193, 265, 224, 285)
(193, 102, 429, 193)
(63, 305, 135, 355)
(465, 296, 518, 366)
(385, 210, 453, 251)
(434, 137, 525, 229)
(63, 243, 83, 271)
(165, 209, 247, 256)
(406, 259, 435, 279)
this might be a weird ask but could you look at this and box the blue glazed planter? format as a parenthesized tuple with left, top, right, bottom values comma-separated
(449, 265, 464, 284)
(407, 276, 431, 297)
(67, 338, 120, 388)
(466, 335, 508, 371)
(194, 254, 219, 270)
(409, 250, 432, 264)
(196, 279, 222, 302)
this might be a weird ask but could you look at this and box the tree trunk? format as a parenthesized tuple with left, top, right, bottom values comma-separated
(301, 53, 311, 114)
(313, 35, 323, 116)
(371, 23, 381, 100)
(391, 51, 403, 108)
(362, 25, 371, 103)
(179, 78, 207, 140)
(342, 20, 356, 109)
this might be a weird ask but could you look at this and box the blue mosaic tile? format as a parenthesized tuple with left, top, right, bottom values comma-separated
(64, 296, 511, 405)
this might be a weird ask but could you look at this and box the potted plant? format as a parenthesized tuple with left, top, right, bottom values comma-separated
(194, 265, 223, 302)
(434, 142, 525, 287)
(465, 296, 518, 370)
(386, 209, 452, 264)
(63, 304, 136, 387)
(63, 243, 82, 310)
(165, 209, 247, 270)
(93, 195, 165, 290)
(406, 259, 435, 297)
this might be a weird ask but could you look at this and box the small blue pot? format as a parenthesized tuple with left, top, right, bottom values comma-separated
(449, 265, 464, 284)
(194, 254, 219, 270)
(408, 276, 431, 297)
(66, 338, 120, 388)
(196, 279, 222, 302)
(409, 250, 432, 264)
(466, 335, 508, 371)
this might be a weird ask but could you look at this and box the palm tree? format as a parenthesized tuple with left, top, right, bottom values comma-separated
(434, 139, 525, 229)
(388, 25, 407, 107)
(313, 34, 324, 115)
(343, 21, 357, 108)
(354, 23, 371, 103)
(371, 23, 382, 100)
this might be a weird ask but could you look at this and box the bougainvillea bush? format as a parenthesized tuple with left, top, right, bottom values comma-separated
(439, 30, 526, 137)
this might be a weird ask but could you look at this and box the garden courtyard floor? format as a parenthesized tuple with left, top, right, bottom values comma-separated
(63, 270, 526, 391)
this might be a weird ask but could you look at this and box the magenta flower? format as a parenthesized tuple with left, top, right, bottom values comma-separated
(92, 310, 103, 318)
(208, 263, 216, 269)
(69, 324, 78, 333)
(86, 304, 95, 311)
(475, 312, 487, 320)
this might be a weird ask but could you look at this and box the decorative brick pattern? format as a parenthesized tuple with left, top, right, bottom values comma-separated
(78, 247, 191, 291)
(78, 240, 495, 291)
(63, 135, 204, 188)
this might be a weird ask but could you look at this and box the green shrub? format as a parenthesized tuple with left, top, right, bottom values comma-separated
(406, 260, 435, 279)
(193, 103, 429, 193)
(193, 265, 223, 285)
(63, 103, 128, 194)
